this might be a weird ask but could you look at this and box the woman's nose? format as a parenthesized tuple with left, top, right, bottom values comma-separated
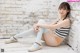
(60, 9, 63, 12)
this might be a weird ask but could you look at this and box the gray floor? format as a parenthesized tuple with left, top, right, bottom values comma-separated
(0, 37, 76, 53)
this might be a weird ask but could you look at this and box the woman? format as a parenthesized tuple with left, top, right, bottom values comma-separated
(5, 2, 71, 52)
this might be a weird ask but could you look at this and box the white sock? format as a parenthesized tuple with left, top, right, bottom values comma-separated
(33, 43, 40, 48)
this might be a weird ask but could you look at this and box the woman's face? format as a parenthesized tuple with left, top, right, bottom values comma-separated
(59, 9, 69, 17)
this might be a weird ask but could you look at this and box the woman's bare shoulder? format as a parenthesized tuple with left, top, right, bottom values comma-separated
(64, 18, 70, 22)
(63, 18, 71, 26)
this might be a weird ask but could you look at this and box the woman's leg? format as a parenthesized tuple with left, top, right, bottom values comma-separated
(43, 29, 64, 46)
(14, 19, 46, 39)
(32, 19, 47, 44)
(13, 28, 36, 39)
(5, 19, 46, 44)
(28, 20, 47, 52)
(5, 28, 36, 44)
(28, 28, 46, 52)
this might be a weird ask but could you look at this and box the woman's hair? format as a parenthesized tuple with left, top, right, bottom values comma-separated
(58, 2, 71, 20)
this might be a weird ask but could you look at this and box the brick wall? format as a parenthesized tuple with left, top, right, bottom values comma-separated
(68, 2, 80, 53)
(0, 0, 59, 38)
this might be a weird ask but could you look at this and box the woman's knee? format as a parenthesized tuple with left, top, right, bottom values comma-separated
(38, 19, 46, 24)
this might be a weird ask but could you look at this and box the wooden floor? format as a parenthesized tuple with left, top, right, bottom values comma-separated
(0, 37, 76, 53)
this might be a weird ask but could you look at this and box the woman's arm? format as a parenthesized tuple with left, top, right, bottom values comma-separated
(37, 19, 69, 30)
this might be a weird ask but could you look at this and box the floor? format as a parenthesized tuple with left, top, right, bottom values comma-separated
(0, 37, 76, 53)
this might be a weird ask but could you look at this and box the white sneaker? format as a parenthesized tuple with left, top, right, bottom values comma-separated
(5, 37, 18, 44)
(28, 42, 43, 52)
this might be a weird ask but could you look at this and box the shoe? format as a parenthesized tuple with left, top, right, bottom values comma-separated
(5, 37, 18, 44)
(28, 42, 43, 52)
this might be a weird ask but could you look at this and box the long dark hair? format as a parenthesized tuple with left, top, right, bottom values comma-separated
(58, 2, 71, 20)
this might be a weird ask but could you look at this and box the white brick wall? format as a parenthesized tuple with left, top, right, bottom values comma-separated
(0, 0, 59, 38)
(68, 2, 80, 53)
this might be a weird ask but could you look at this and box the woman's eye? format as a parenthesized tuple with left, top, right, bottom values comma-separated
(60, 9, 61, 10)
(62, 8, 66, 10)
(59, 8, 66, 10)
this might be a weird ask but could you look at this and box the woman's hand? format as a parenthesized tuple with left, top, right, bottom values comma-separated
(33, 24, 40, 32)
